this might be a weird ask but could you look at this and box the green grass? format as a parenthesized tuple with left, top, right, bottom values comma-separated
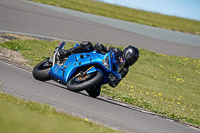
(0, 90, 119, 133)
(30, 0, 200, 35)
(0, 39, 75, 66)
(1, 39, 200, 127)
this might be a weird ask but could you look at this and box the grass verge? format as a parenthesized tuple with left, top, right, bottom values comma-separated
(0, 39, 200, 127)
(0, 89, 119, 133)
(30, 0, 200, 35)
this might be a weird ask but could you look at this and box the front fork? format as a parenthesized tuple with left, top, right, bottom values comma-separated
(74, 66, 96, 78)
(52, 41, 66, 66)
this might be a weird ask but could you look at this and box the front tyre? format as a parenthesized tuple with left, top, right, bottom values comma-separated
(66, 71, 103, 92)
(32, 59, 52, 81)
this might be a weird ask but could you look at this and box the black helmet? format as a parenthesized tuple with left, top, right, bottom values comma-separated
(123, 45, 139, 66)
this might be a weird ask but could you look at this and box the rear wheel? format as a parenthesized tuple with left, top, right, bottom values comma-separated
(86, 86, 101, 98)
(66, 71, 103, 92)
(32, 59, 52, 81)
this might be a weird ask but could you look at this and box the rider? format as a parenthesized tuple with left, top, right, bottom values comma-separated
(59, 41, 139, 88)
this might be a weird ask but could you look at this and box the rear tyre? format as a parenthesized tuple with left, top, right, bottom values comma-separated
(86, 86, 101, 98)
(66, 71, 103, 92)
(32, 59, 52, 81)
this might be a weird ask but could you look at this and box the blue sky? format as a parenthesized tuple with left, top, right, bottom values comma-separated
(96, 0, 200, 21)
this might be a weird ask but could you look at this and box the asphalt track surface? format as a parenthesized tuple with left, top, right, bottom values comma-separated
(0, 0, 199, 133)
(0, 0, 200, 58)
(0, 61, 199, 133)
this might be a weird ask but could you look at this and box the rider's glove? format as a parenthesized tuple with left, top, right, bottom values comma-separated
(94, 43, 110, 54)
(59, 49, 69, 58)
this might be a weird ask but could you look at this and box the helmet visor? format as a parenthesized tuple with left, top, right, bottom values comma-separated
(112, 49, 126, 72)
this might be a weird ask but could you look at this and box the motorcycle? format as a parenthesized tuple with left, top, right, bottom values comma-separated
(32, 41, 125, 97)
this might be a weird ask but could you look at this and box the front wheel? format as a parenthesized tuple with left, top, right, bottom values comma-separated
(32, 59, 52, 81)
(66, 71, 103, 92)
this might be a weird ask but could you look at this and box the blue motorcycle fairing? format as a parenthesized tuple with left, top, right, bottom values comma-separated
(49, 51, 112, 85)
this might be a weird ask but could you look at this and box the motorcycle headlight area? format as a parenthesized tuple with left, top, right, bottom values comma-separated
(102, 55, 110, 70)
